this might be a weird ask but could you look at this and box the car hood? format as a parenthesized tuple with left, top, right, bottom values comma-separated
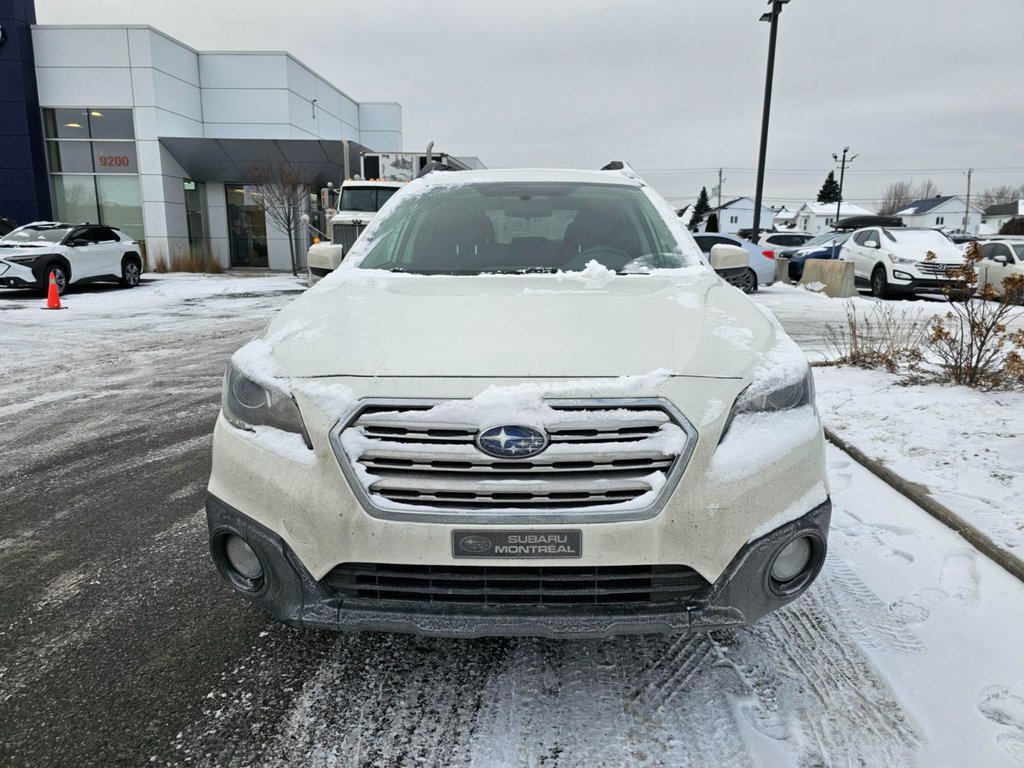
(251, 270, 776, 380)
(0, 243, 57, 258)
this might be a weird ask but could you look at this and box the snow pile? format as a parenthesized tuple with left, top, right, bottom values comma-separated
(388, 370, 675, 429)
(802, 281, 827, 293)
(708, 405, 821, 483)
(557, 259, 616, 285)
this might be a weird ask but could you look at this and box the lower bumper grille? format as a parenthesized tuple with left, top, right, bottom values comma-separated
(322, 563, 710, 607)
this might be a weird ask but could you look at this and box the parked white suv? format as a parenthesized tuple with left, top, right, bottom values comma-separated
(0, 222, 143, 295)
(977, 239, 1024, 298)
(206, 167, 830, 638)
(839, 226, 965, 298)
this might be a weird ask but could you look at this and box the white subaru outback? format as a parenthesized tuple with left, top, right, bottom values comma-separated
(206, 166, 830, 638)
(0, 222, 143, 295)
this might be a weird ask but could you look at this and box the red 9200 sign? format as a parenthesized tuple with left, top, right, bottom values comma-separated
(98, 155, 131, 168)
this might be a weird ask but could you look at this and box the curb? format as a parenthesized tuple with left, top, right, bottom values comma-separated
(824, 428, 1024, 584)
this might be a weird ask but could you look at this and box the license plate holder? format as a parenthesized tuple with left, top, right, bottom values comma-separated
(452, 529, 582, 559)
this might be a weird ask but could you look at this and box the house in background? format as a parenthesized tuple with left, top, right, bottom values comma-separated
(694, 197, 775, 235)
(771, 206, 800, 230)
(795, 202, 875, 235)
(895, 196, 982, 235)
(981, 200, 1024, 234)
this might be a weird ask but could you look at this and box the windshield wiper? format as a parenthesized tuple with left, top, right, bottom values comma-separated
(490, 268, 559, 275)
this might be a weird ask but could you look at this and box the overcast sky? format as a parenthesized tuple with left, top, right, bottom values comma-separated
(36, 0, 1024, 210)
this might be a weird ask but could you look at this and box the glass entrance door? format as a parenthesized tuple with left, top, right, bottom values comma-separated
(226, 184, 269, 268)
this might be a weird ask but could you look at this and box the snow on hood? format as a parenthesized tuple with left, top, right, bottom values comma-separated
(233, 268, 777, 381)
(0, 242, 56, 254)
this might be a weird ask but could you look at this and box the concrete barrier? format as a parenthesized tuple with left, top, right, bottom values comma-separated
(775, 256, 792, 284)
(799, 259, 857, 298)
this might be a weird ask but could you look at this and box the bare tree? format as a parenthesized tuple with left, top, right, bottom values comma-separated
(916, 178, 941, 199)
(976, 184, 1024, 212)
(878, 180, 916, 215)
(247, 162, 311, 276)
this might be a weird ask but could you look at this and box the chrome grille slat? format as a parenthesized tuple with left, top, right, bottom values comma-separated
(331, 398, 697, 523)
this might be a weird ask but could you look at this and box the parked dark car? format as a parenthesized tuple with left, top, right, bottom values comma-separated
(780, 231, 852, 281)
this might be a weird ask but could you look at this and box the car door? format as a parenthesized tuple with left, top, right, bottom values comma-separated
(985, 243, 1015, 295)
(845, 230, 877, 279)
(63, 226, 102, 280)
(91, 226, 124, 277)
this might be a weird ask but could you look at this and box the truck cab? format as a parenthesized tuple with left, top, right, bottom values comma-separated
(307, 179, 404, 286)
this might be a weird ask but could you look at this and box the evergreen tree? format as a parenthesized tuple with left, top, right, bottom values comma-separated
(706, 212, 719, 233)
(689, 186, 712, 229)
(817, 171, 842, 204)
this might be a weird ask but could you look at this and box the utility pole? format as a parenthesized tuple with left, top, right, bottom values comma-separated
(964, 168, 973, 234)
(716, 168, 724, 211)
(751, 0, 791, 240)
(831, 147, 858, 227)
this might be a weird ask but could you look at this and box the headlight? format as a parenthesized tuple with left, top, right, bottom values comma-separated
(887, 254, 916, 265)
(222, 362, 311, 447)
(5, 254, 42, 264)
(737, 366, 815, 413)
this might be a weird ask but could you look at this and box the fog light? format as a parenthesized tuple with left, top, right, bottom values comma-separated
(771, 536, 812, 583)
(225, 534, 263, 580)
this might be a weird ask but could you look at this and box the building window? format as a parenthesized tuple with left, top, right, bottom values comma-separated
(729, 215, 738, 224)
(42, 108, 144, 241)
(936, 216, 944, 225)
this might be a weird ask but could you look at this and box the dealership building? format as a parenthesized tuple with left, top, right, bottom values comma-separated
(1, 0, 404, 269)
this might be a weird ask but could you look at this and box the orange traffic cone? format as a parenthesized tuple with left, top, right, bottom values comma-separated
(44, 271, 64, 310)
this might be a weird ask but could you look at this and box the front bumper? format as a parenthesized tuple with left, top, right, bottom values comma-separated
(205, 494, 831, 638)
(0, 261, 41, 289)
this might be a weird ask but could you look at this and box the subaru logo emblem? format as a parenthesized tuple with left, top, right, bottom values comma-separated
(458, 535, 493, 554)
(475, 425, 549, 459)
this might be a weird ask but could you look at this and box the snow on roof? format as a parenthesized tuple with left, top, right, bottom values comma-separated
(799, 202, 875, 216)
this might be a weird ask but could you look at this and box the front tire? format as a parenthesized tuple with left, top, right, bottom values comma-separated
(42, 263, 69, 296)
(739, 268, 757, 294)
(120, 258, 141, 288)
(870, 265, 891, 299)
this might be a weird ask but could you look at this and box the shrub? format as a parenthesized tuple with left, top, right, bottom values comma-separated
(925, 242, 1024, 389)
(167, 245, 224, 274)
(824, 301, 927, 371)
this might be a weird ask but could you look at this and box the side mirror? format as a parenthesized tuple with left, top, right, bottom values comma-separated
(865, 239, 879, 249)
(709, 244, 749, 271)
(994, 254, 1009, 265)
(69, 238, 91, 247)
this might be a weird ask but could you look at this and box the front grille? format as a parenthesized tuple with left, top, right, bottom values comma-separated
(333, 400, 695, 521)
(915, 261, 958, 278)
(323, 563, 709, 607)
(332, 222, 364, 251)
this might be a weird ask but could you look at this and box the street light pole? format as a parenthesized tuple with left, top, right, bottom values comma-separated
(751, 0, 789, 241)
(832, 147, 857, 227)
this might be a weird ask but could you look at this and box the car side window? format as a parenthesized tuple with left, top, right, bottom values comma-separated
(853, 231, 875, 247)
(979, 244, 995, 260)
(67, 227, 95, 246)
(93, 227, 119, 243)
(996, 244, 1014, 261)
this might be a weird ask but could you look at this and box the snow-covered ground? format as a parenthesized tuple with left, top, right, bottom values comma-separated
(4, 273, 1024, 766)
(815, 366, 1024, 555)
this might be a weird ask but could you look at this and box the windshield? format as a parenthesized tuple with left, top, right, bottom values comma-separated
(888, 229, 952, 249)
(803, 231, 850, 248)
(357, 182, 684, 275)
(340, 186, 398, 213)
(0, 226, 70, 244)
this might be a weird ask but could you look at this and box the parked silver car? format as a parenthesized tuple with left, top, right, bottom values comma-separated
(693, 233, 776, 293)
